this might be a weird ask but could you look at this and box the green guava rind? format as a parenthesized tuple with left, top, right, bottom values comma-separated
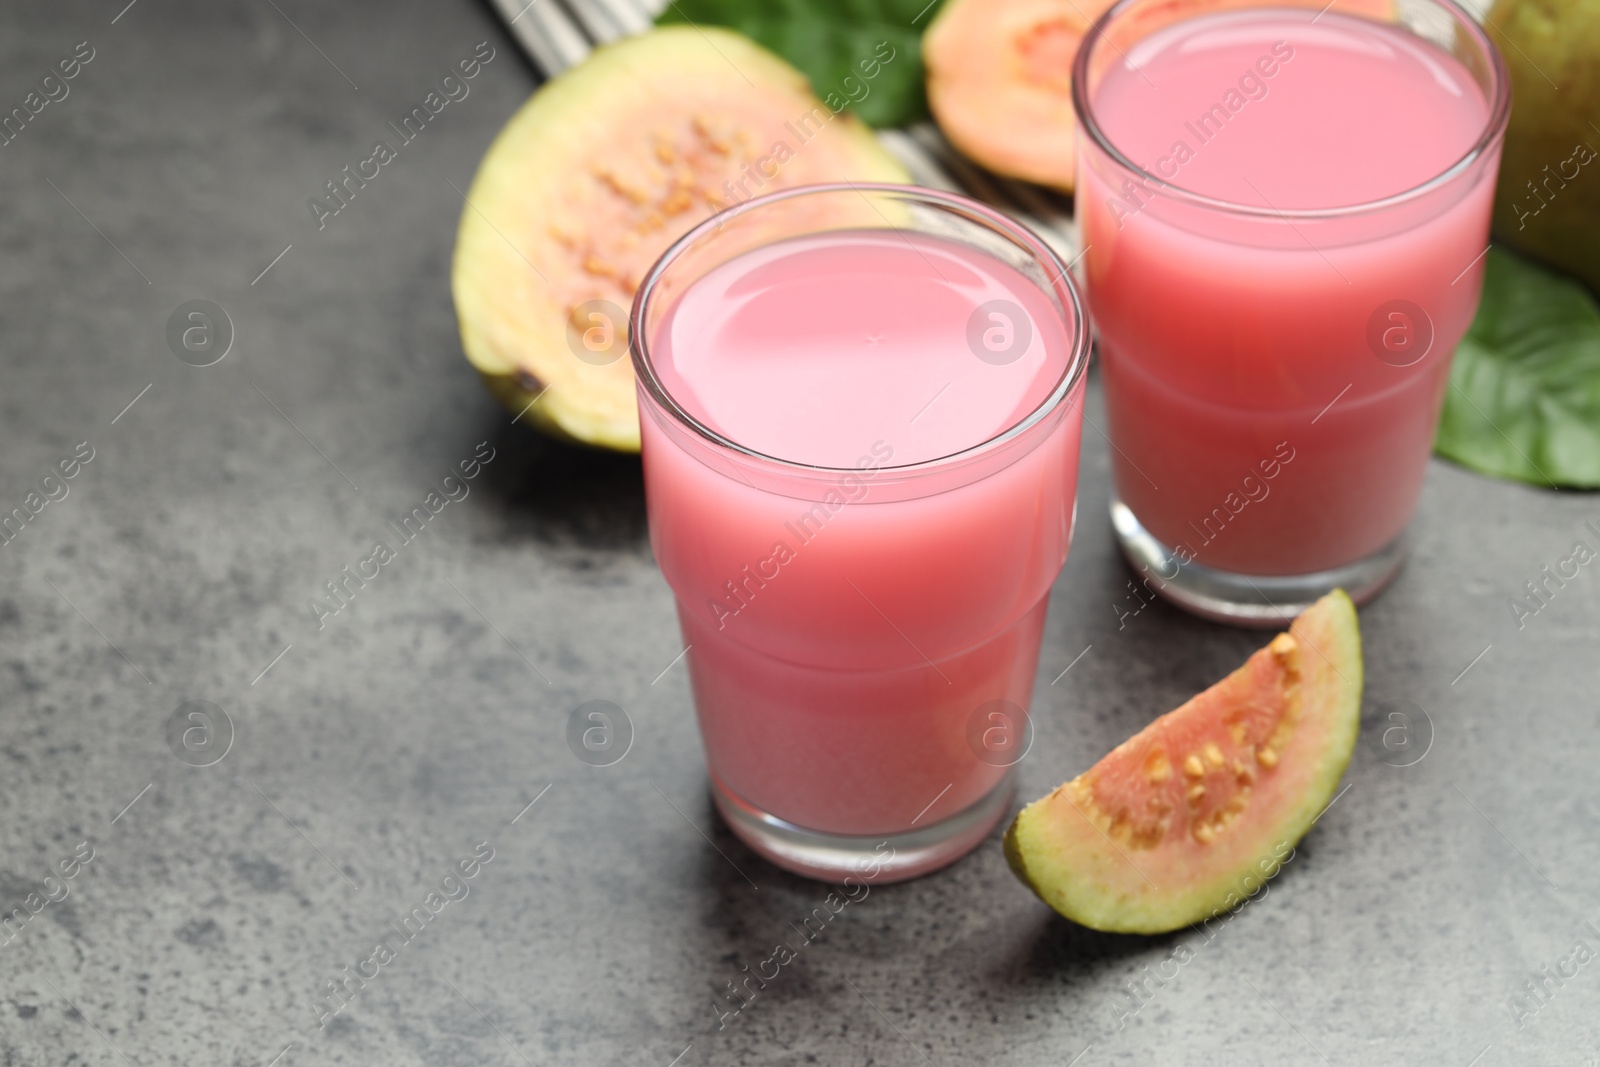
(451, 26, 911, 453)
(1004, 590, 1363, 934)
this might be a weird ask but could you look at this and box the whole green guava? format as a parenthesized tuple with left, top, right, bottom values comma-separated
(1488, 0, 1600, 294)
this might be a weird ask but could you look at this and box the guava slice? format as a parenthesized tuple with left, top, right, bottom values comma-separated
(451, 27, 910, 452)
(924, 0, 1394, 192)
(1004, 590, 1362, 934)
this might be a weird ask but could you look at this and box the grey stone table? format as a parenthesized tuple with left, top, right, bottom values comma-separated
(2, 2, 1596, 1065)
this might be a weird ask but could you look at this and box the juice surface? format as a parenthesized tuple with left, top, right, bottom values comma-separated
(1081, 9, 1496, 575)
(1094, 9, 1489, 209)
(652, 229, 1072, 467)
(641, 228, 1083, 835)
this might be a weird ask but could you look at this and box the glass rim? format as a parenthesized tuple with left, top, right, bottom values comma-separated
(1070, 0, 1512, 220)
(629, 181, 1093, 477)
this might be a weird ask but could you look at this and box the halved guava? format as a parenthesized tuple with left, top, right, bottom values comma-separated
(451, 27, 910, 452)
(925, 0, 1118, 191)
(924, 0, 1395, 192)
(1005, 590, 1362, 933)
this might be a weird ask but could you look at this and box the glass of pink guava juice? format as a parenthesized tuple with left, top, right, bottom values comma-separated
(631, 184, 1092, 882)
(1073, 0, 1510, 625)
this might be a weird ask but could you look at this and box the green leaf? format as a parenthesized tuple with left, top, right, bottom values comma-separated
(656, 0, 941, 127)
(1436, 246, 1600, 489)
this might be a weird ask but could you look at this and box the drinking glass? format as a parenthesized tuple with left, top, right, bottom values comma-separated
(631, 184, 1092, 881)
(1073, 0, 1510, 624)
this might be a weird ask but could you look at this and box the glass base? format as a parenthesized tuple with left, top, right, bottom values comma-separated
(709, 770, 1015, 885)
(1110, 499, 1405, 627)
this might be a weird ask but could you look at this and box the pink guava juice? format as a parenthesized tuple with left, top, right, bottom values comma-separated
(634, 205, 1087, 863)
(1077, 4, 1507, 577)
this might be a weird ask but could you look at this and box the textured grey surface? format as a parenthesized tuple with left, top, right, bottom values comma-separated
(1, 2, 1598, 1066)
